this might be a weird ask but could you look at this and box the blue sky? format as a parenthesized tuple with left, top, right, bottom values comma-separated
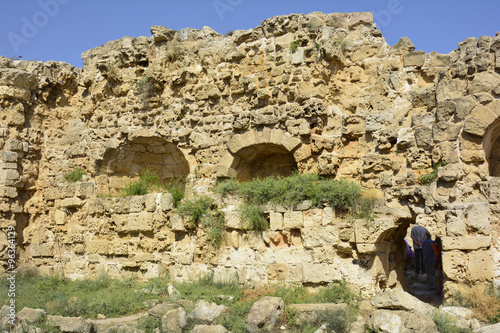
(1, 0, 499, 68)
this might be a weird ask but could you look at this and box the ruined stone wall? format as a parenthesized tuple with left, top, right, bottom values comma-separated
(1, 12, 499, 298)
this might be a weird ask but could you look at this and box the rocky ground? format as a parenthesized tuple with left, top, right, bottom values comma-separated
(2, 287, 500, 333)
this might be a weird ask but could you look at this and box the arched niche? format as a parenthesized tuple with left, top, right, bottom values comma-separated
(231, 143, 298, 181)
(215, 129, 303, 181)
(99, 137, 189, 183)
(484, 118, 500, 177)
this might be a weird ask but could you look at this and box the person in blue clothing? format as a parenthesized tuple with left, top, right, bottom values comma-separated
(422, 232, 435, 290)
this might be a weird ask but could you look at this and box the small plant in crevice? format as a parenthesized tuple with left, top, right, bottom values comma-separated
(238, 203, 269, 231)
(134, 77, 155, 98)
(64, 167, 87, 183)
(166, 42, 185, 63)
(290, 40, 300, 53)
(336, 39, 348, 50)
(418, 161, 446, 185)
(314, 41, 321, 51)
(213, 178, 239, 197)
(177, 196, 225, 246)
(432, 310, 466, 333)
(122, 168, 160, 196)
(164, 178, 185, 208)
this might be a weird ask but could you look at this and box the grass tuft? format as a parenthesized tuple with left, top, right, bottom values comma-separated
(64, 167, 86, 183)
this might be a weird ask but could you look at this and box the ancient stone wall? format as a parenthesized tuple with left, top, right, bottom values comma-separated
(1, 11, 500, 298)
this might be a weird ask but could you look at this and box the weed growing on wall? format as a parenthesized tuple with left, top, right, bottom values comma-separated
(122, 168, 160, 196)
(290, 40, 300, 53)
(134, 77, 155, 97)
(418, 161, 446, 185)
(238, 203, 269, 231)
(177, 196, 225, 245)
(63, 167, 86, 183)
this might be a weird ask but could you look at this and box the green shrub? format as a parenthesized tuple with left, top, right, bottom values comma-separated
(137, 316, 162, 333)
(0, 270, 163, 319)
(432, 310, 468, 333)
(64, 167, 86, 183)
(213, 179, 239, 197)
(164, 178, 185, 208)
(177, 196, 215, 227)
(238, 203, 268, 231)
(122, 168, 160, 196)
(419, 161, 446, 185)
(174, 272, 242, 305)
(177, 196, 225, 245)
(290, 40, 300, 53)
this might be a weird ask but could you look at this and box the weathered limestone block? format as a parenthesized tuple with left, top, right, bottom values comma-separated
(86, 240, 110, 255)
(343, 115, 365, 138)
(188, 300, 230, 324)
(302, 263, 341, 283)
(437, 163, 460, 182)
(190, 325, 229, 333)
(468, 71, 500, 95)
(245, 297, 284, 333)
(426, 51, 450, 67)
(225, 209, 244, 230)
(30, 243, 55, 257)
(463, 117, 488, 136)
(150, 25, 176, 42)
(436, 78, 467, 102)
(396, 127, 415, 149)
(442, 236, 491, 250)
(432, 122, 461, 142)
(302, 226, 339, 249)
(288, 303, 348, 325)
(269, 212, 283, 230)
(161, 308, 187, 333)
(470, 104, 497, 126)
(283, 211, 302, 229)
(445, 210, 466, 236)
(46, 315, 94, 333)
(468, 251, 494, 281)
(126, 212, 154, 232)
(0, 151, 18, 163)
(403, 50, 426, 67)
(443, 250, 467, 282)
(267, 263, 288, 281)
(414, 126, 433, 148)
(17, 308, 47, 324)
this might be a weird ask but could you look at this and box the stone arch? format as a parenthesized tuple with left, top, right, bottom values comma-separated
(215, 128, 303, 181)
(484, 117, 500, 177)
(98, 136, 190, 192)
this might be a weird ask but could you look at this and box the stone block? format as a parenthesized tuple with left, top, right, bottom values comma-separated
(437, 163, 460, 182)
(1, 162, 17, 169)
(432, 123, 461, 142)
(161, 193, 174, 211)
(74, 182, 94, 198)
(30, 243, 54, 257)
(465, 202, 490, 235)
(442, 236, 491, 250)
(0, 151, 18, 162)
(303, 209, 323, 228)
(302, 263, 341, 283)
(302, 226, 339, 249)
(144, 193, 158, 212)
(269, 212, 283, 230)
(1, 169, 19, 180)
(171, 214, 186, 231)
(287, 263, 303, 282)
(225, 209, 244, 230)
(86, 240, 109, 255)
(283, 211, 302, 229)
(267, 263, 288, 281)
(469, 104, 497, 126)
(468, 71, 500, 95)
(445, 210, 466, 236)
(0, 186, 17, 198)
(426, 51, 450, 67)
(468, 251, 494, 281)
(55, 210, 68, 225)
(442, 250, 466, 281)
(403, 50, 426, 67)
(436, 79, 467, 102)
(127, 212, 154, 232)
(129, 196, 145, 213)
(60, 197, 84, 208)
(414, 126, 433, 148)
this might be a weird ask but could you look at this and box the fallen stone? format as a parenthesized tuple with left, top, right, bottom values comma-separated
(46, 315, 94, 333)
(370, 288, 434, 315)
(190, 325, 229, 333)
(188, 300, 230, 324)
(161, 308, 186, 333)
(245, 297, 284, 333)
(17, 308, 46, 324)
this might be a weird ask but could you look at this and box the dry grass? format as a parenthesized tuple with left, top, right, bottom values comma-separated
(463, 284, 500, 322)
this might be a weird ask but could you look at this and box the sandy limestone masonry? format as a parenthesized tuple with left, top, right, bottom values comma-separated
(1, 11, 500, 298)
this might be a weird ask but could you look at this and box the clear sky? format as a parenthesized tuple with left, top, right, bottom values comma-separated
(1, 0, 499, 68)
